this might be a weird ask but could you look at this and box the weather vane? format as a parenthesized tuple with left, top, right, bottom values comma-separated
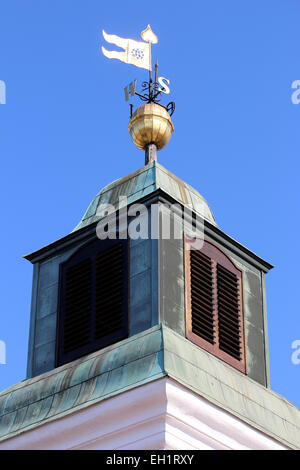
(101, 25, 175, 164)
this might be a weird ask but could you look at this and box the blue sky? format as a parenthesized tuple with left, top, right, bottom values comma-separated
(0, 0, 299, 409)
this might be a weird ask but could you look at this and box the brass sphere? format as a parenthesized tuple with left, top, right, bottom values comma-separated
(128, 103, 174, 151)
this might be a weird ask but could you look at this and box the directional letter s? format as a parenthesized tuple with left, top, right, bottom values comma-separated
(158, 77, 170, 95)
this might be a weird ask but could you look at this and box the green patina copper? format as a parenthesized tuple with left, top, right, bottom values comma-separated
(73, 161, 217, 232)
(0, 326, 164, 441)
(0, 325, 299, 448)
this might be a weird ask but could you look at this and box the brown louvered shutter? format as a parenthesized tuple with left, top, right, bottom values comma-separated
(57, 238, 128, 366)
(186, 238, 245, 373)
(217, 264, 242, 361)
(190, 250, 215, 345)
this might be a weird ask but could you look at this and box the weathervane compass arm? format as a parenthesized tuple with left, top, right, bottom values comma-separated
(152, 58, 162, 101)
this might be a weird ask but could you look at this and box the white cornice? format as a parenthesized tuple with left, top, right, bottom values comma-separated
(0, 378, 288, 450)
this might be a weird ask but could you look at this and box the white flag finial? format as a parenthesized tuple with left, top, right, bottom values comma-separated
(141, 25, 158, 44)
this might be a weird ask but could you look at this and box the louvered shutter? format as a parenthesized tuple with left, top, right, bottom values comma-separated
(95, 243, 127, 341)
(186, 239, 245, 373)
(63, 259, 92, 354)
(190, 250, 215, 344)
(57, 238, 128, 366)
(217, 264, 242, 361)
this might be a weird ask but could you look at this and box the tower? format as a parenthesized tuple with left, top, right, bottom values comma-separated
(0, 26, 299, 450)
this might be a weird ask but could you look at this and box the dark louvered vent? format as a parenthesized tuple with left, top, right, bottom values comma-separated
(57, 238, 128, 367)
(95, 244, 124, 339)
(190, 250, 215, 344)
(186, 239, 245, 373)
(217, 264, 241, 361)
(63, 259, 92, 354)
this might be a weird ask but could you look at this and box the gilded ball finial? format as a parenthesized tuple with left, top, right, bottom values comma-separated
(128, 103, 174, 152)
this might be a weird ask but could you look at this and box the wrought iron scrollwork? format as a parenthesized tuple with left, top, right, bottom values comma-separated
(134, 78, 175, 115)
(130, 61, 175, 117)
(135, 79, 162, 103)
(166, 101, 175, 116)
